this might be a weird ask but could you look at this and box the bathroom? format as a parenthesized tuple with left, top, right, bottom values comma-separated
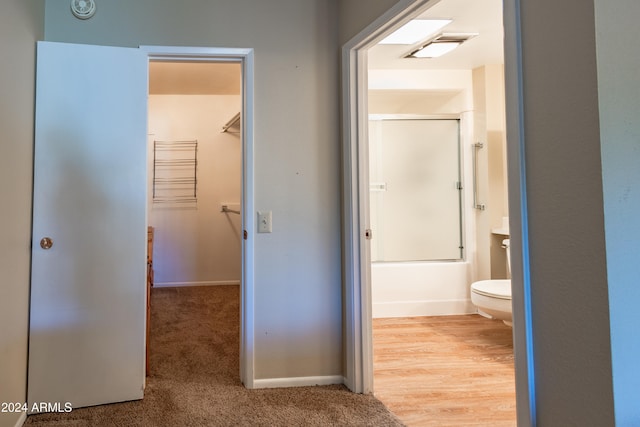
(366, 0, 515, 422)
(368, 68, 510, 318)
(367, 0, 509, 319)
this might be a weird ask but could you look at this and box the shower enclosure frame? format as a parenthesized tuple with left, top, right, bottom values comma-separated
(367, 114, 477, 319)
(368, 114, 465, 264)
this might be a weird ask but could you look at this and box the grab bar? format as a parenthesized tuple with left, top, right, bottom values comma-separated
(472, 142, 486, 210)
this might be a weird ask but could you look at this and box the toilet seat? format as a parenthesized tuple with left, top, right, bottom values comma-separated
(471, 279, 513, 326)
(471, 279, 511, 300)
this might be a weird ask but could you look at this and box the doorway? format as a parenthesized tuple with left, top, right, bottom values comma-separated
(146, 60, 243, 376)
(341, 0, 534, 425)
(143, 46, 256, 388)
(366, 0, 514, 423)
(28, 43, 256, 413)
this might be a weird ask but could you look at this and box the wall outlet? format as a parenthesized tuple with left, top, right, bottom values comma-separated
(257, 211, 272, 233)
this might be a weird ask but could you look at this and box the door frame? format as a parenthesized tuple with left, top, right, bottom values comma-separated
(141, 46, 256, 388)
(340, 1, 536, 426)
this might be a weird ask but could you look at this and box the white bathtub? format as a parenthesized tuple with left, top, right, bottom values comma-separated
(371, 261, 476, 318)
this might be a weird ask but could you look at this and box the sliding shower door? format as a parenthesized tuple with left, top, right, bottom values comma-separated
(369, 117, 462, 262)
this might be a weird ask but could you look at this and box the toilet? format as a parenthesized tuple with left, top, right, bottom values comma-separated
(471, 239, 513, 326)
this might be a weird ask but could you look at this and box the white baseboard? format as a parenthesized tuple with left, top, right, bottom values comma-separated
(154, 280, 240, 288)
(252, 375, 344, 389)
(373, 299, 476, 318)
(14, 412, 27, 427)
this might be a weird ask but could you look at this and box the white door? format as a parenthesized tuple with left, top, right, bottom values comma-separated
(29, 41, 148, 411)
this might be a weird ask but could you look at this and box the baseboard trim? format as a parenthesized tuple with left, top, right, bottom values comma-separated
(252, 375, 344, 389)
(373, 299, 476, 318)
(154, 280, 240, 288)
(13, 412, 27, 427)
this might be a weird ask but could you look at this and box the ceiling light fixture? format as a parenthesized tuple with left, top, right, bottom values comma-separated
(378, 19, 452, 45)
(406, 33, 478, 58)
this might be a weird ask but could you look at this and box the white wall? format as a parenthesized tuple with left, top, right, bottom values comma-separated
(43, 0, 342, 382)
(506, 0, 614, 424)
(594, 0, 640, 423)
(148, 95, 242, 286)
(0, 2, 44, 427)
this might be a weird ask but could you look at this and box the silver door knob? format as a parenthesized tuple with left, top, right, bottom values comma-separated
(40, 237, 53, 249)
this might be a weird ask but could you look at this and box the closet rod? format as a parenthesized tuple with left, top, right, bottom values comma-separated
(221, 204, 240, 215)
(222, 112, 241, 133)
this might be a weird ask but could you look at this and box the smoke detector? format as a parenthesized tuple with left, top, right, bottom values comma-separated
(71, 0, 96, 20)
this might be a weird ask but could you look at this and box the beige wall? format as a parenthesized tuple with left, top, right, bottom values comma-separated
(338, 0, 400, 45)
(473, 65, 508, 279)
(369, 90, 468, 115)
(148, 95, 242, 286)
(0, 1, 44, 426)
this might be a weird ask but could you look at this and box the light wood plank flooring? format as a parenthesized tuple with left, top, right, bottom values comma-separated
(373, 314, 516, 427)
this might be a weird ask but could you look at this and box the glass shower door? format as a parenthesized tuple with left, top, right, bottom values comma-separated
(369, 118, 462, 262)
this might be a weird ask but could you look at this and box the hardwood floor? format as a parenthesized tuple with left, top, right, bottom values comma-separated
(373, 314, 516, 427)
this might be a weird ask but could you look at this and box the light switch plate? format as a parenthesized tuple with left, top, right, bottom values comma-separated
(257, 211, 272, 233)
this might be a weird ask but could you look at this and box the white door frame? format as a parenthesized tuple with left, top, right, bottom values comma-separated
(340, 1, 536, 426)
(141, 46, 256, 388)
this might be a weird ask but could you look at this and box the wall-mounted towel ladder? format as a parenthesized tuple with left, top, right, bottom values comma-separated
(152, 140, 198, 205)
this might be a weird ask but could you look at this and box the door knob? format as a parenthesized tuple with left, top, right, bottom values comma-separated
(40, 237, 53, 250)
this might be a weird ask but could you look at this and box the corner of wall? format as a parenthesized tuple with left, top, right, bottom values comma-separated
(0, 2, 44, 426)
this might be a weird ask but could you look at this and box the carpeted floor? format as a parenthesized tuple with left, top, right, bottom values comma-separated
(25, 286, 403, 426)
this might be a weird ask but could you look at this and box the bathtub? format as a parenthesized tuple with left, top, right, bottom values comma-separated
(371, 261, 476, 318)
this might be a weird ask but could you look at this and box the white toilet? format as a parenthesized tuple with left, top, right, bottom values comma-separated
(471, 239, 513, 327)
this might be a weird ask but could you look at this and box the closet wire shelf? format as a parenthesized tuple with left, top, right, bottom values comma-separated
(152, 140, 198, 205)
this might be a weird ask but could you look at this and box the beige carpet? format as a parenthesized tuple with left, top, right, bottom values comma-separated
(25, 286, 403, 426)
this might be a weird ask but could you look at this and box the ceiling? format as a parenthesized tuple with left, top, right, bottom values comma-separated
(368, 0, 504, 70)
(149, 61, 241, 95)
